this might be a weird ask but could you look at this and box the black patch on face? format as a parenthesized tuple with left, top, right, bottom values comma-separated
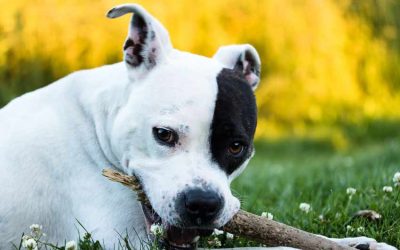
(210, 68, 257, 175)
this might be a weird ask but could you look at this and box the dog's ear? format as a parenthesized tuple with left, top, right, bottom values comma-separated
(213, 44, 261, 90)
(107, 4, 172, 75)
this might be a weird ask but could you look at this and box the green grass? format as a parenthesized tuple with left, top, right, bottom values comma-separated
(18, 135, 400, 249)
(232, 136, 400, 247)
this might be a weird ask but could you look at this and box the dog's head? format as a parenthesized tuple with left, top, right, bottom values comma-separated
(107, 4, 261, 247)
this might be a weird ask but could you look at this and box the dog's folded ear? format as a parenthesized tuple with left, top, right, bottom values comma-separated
(107, 4, 172, 76)
(213, 45, 261, 90)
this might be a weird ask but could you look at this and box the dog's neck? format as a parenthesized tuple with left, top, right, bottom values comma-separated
(72, 62, 132, 169)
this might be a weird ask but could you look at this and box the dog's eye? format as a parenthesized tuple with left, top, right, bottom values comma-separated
(153, 127, 178, 146)
(228, 142, 245, 156)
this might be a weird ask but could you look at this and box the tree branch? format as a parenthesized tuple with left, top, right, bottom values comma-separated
(102, 168, 352, 250)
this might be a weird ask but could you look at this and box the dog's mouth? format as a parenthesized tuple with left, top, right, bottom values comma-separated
(141, 204, 213, 250)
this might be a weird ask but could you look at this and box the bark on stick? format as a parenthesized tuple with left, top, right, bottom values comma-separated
(102, 168, 352, 250)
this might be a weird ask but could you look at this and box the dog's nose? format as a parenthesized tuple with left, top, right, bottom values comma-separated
(183, 189, 224, 225)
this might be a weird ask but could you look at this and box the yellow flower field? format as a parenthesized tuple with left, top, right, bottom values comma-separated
(1, 0, 399, 145)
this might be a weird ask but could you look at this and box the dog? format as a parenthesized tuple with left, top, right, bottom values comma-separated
(0, 4, 396, 250)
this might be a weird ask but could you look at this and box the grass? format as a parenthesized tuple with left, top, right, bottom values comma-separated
(18, 135, 400, 249)
(232, 136, 400, 247)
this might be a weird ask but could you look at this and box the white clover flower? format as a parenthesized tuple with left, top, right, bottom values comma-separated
(346, 187, 356, 196)
(383, 186, 393, 193)
(22, 238, 37, 250)
(346, 225, 354, 232)
(150, 224, 164, 236)
(21, 236, 30, 248)
(212, 237, 222, 247)
(212, 228, 224, 236)
(318, 214, 324, 220)
(393, 172, 400, 184)
(65, 240, 77, 250)
(226, 232, 234, 239)
(261, 212, 274, 220)
(29, 224, 43, 238)
(22, 235, 31, 241)
(29, 224, 42, 232)
(299, 203, 311, 213)
(357, 226, 365, 233)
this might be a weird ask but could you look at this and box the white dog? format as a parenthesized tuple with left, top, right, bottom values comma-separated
(0, 4, 396, 250)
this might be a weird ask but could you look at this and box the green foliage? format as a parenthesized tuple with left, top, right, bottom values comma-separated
(0, 0, 400, 140)
(77, 233, 102, 250)
(233, 135, 400, 246)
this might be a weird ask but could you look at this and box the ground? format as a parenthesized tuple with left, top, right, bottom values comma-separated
(17, 135, 400, 249)
(230, 136, 400, 247)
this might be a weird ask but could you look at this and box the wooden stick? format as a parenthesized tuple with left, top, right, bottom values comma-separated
(102, 168, 352, 250)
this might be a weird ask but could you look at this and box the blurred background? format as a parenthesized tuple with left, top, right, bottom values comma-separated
(2, 1, 400, 243)
(0, 0, 399, 148)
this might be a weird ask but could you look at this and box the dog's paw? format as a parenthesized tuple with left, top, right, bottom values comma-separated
(331, 236, 398, 250)
(367, 242, 398, 250)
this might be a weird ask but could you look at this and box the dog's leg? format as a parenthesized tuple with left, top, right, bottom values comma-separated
(212, 235, 398, 250)
(205, 248, 297, 250)
(205, 240, 397, 250)
(321, 236, 398, 250)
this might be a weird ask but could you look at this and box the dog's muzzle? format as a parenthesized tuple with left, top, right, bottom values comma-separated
(141, 188, 224, 250)
(141, 203, 214, 250)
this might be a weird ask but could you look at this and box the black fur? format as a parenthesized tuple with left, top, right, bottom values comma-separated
(210, 68, 257, 175)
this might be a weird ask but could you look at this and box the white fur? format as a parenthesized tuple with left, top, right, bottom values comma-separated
(0, 63, 146, 248)
(0, 38, 243, 249)
(0, 4, 396, 250)
(111, 51, 241, 227)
